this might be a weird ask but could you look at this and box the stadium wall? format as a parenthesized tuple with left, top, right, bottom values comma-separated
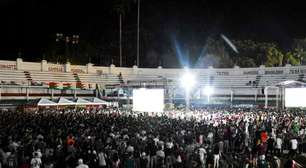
(0, 59, 305, 94)
(1, 59, 305, 106)
(0, 58, 305, 77)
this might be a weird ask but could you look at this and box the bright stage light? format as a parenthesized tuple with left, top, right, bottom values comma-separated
(180, 72, 196, 90)
(203, 85, 214, 96)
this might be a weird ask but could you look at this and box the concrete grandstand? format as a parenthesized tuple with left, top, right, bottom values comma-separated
(0, 58, 305, 107)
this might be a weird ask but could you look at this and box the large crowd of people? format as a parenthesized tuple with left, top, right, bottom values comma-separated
(0, 107, 306, 168)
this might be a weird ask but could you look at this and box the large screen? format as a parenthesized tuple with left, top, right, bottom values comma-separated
(285, 88, 306, 107)
(133, 88, 164, 112)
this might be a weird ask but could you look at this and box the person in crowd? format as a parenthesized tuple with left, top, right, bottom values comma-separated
(289, 137, 298, 158)
(97, 149, 107, 168)
(30, 151, 42, 168)
(212, 144, 219, 168)
(266, 135, 274, 156)
(272, 156, 281, 168)
(275, 136, 282, 157)
(76, 159, 89, 168)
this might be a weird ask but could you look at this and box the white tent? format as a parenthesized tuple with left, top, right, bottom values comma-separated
(264, 80, 306, 109)
(73, 97, 92, 106)
(276, 80, 306, 87)
(37, 98, 57, 106)
(55, 97, 75, 106)
(87, 97, 110, 106)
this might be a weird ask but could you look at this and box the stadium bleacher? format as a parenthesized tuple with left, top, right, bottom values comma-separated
(1, 59, 306, 102)
(30, 71, 76, 83)
(197, 74, 258, 88)
(0, 70, 28, 85)
(0, 68, 303, 90)
(76, 73, 121, 86)
(258, 74, 301, 86)
(123, 74, 166, 87)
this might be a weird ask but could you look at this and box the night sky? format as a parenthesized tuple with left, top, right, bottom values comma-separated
(1, 0, 306, 67)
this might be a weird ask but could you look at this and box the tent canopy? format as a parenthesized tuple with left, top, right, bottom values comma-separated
(37, 98, 57, 106)
(86, 97, 110, 105)
(55, 97, 75, 105)
(73, 97, 92, 105)
(30, 97, 111, 107)
(276, 80, 306, 87)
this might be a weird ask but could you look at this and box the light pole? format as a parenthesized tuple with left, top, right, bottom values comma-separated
(72, 35, 80, 61)
(119, 14, 122, 67)
(136, 0, 140, 67)
(55, 33, 64, 63)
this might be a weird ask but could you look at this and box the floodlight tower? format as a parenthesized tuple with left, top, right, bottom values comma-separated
(180, 71, 196, 113)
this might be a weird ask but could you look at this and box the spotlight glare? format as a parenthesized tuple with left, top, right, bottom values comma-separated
(180, 72, 196, 90)
(203, 85, 214, 96)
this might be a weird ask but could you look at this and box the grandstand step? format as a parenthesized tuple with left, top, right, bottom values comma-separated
(298, 73, 304, 82)
(255, 75, 261, 87)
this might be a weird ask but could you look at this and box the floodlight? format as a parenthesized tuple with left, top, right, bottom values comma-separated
(203, 85, 214, 96)
(180, 72, 196, 90)
(180, 71, 196, 113)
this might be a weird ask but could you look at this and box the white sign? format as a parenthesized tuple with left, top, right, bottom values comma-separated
(133, 88, 164, 112)
(285, 88, 306, 107)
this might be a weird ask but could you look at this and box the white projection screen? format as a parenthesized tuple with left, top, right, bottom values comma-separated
(133, 88, 164, 112)
(285, 88, 306, 107)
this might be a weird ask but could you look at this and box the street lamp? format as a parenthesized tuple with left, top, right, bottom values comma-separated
(136, 0, 140, 67)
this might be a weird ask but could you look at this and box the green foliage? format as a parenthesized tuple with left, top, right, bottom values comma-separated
(263, 39, 306, 66)
(265, 46, 283, 67)
(201, 37, 234, 68)
(238, 57, 257, 68)
(230, 39, 306, 67)
(232, 40, 275, 67)
(284, 51, 299, 65)
(290, 38, 306, 65)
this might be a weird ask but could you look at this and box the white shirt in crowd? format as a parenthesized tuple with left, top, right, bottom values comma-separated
(98, 152, 107, 166)
(290, 139, 298, 150)
(76, 164, 89, 168)
(276, 137, 282, 149)
(199, 147, 206, 164)
(207, 132, 213, 139)
(271, 128, 276, 140)
(76, 159, 89, 168)
(31, 157, 42, 168)
(299, 128, 305, 136)
(199, 135, 203, 145)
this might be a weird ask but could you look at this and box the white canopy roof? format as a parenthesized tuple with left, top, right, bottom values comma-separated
(35, 97, 110, 106)
(56, 97, 75, 105)
(37, 98, 57, 106)
(73, 97, 92, 105)
(275, 80, 306, 87)
(87, 97, 110, 105)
